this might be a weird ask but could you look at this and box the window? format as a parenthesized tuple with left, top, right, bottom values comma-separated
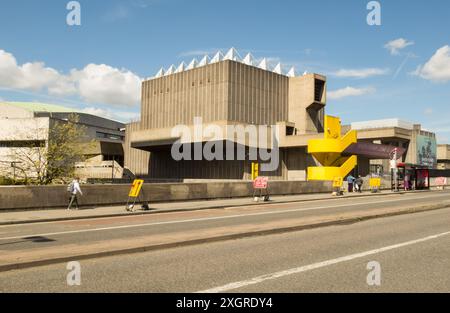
(96, 132, 124, 141)
(314, 79, 325, 102)
(286, 126, 295, 136)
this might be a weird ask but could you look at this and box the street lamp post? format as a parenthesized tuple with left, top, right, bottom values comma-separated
(111, 156, 115, 184)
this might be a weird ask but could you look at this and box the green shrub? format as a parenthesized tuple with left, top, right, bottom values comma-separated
(0, 177, 13, 185)
(0, 176, 29, 185)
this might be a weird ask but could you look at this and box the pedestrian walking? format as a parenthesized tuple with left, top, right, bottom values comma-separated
(355, 175, 364, 193)
(67, 177, 83, 210)
(347, 174, 355, 193)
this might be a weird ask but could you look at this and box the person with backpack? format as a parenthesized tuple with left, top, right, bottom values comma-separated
(67, 177, 83, 210)
(355, 175, 364, 193)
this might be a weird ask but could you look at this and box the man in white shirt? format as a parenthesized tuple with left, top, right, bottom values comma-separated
(67, 177, 83, 210)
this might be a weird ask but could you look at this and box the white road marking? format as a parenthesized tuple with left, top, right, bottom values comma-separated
(0, 194, 448, 241)
(197, 230, 450, 293)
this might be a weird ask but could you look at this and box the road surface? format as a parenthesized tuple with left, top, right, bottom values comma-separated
(0, 190, 450, 292)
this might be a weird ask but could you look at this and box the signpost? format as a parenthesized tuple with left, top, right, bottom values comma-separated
(253, 176, 268, 189)
(252, 176, 269, 202)
(129, 179, 144, 197)
(332, 177, 343, 188)
(126, 179, 145, 212)
(251, 162, 259, 181)
(332, 177, 343, 196)
(390, 148, 399, 192)
(435, 177, 447, 190)
(369, 177, 381, 193)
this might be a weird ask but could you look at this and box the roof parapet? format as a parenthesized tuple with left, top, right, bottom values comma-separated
(151, 48, 298, 79)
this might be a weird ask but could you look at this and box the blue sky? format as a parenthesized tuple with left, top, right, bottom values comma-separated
(0, 0, 449, 142)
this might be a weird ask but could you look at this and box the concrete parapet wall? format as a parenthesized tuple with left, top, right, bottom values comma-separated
(0, 181, 332, 210)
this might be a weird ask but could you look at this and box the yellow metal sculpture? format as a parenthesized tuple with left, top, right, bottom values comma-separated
(307, 115, 357, 181)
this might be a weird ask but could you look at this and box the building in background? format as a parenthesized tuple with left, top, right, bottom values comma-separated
(124, 48, 448, 182)
(437, 144, 450, 169)
(0, 102, 125, 181)
(346, 119, 438, 175)
(125, 48, 326, 181)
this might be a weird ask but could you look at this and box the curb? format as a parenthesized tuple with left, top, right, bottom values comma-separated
(1, 201, 449, 272)
(0, 189, 434, 226)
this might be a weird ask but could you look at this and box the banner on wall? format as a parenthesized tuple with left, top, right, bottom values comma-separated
(417, 135, 437, 168)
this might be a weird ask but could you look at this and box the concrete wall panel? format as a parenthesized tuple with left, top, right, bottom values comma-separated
(0, 181, 333, 210)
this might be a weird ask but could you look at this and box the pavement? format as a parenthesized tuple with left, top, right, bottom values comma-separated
(1, 203, 450, 292)
(0, 189, 435, 225)
(0, 189, 449, 273)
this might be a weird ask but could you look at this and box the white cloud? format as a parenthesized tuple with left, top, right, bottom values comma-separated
(82, 106, 140, 123)
(332, 68, 389, 78)
(384, 38, 414, 55)
(328, 86, 375, 100)
(81, 107, 116, 120)
(70, 64, 141, 106)
(116, 110, 140, 122)
(47, 75, 77, 96)
(0, 49, 142, 107)
(413, 45, 450, 82)
(0, 50, 61, 91)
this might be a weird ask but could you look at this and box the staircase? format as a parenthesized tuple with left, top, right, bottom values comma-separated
(307, 115, 357, 181)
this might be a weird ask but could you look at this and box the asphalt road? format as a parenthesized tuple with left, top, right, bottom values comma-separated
(1, 191, 450, 292)
(0, 191, 449, 252)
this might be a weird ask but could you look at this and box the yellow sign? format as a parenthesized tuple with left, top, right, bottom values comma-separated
(251, 162, 259, 180)
(129, 179, 144, 198)
(370, 178, 381, 188)
(332, 177, 343, 188)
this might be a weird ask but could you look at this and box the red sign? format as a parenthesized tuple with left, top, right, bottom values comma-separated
(435, 177, 447, 186)
(253, 176, 268, 189)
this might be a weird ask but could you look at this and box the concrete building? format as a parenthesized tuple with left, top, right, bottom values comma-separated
(0, 102, 125, 181)
(347, 119, 438, 175)
(125, 49, 448, 181)
(126, 49, 326, 181)
(438, 144, 450, 169)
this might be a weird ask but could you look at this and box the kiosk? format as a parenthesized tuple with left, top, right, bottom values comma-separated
(391, 163, 430, 191)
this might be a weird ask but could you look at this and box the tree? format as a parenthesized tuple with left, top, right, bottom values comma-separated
(10, 113, 92, 185)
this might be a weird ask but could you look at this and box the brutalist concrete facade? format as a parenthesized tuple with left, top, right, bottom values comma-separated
(347, 120, 439, 175)
(124, 57, 448, 181)
(125, 59, 326, 181)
